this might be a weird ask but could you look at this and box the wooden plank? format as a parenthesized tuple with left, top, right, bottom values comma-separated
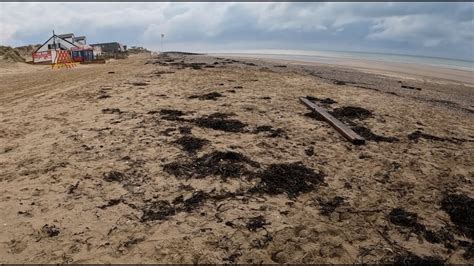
(300, 97, 365, 145)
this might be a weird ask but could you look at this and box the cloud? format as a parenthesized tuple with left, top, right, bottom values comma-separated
(0, 2, 472, 59)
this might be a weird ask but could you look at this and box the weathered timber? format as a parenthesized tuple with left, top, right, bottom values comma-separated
(300, 97, 365, 145)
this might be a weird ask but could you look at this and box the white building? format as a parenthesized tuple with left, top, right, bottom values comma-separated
(32, 33, 93, 63)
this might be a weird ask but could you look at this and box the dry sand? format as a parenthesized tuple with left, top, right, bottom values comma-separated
(0, 53, 473, 263)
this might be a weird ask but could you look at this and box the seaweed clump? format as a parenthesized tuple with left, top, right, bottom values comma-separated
(246, 216, 269, 231)
(441, 194, 474, 238)
(194, 113, 247, 133)
(189, 92, 223, 100)
(254, 163, 324, 198)
(159, 109, 186, 121)
(141, 200, 176, 222)
(319, 196, 344, 216)
(254, 125, 285, 138)
(391, 252, 444, 265)
(174, 135, 209, 153)
(163, 151, 259, 180)
(352, 126, 399, 143)
(331, 106, 372, 121)
(408, 130, 461, 144)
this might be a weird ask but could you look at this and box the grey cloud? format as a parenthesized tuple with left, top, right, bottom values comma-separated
(0, 2, 472, 60)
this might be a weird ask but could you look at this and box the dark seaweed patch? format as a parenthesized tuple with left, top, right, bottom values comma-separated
(246, 215, 269, 231)
(174, 135, 209, 153)
(254, 163, 324, 197)
(103, 171, 125, 182)
(189, 92, 223, 100)
(306, 96, 337, 105)
(194, 113, 247, 133)
(163, 151, 259, 179)
(179, 126, 192, 134)
(141, 200, 176, 222)
(408, 130, 461, 144)
(387, 207, 455, 245)
(132, 82, 148, 86)
(331, 106, 372, 121)
(319, 196, 344, 216)
(254, 125, 285, 138)
(41, 224, 60, 237)
(182, 191, 207, 212)
(391, 252, 444, 265)
(159, 109, 186, 121)
(401, 85, 422, 91)
(333, 80, 346, 85)
(352, 126, 399, 143)
(441, 194, 474, 238)
(305, 147, 315, 156)
(388, 208, 424, 230)
(102, 108, 122, 114)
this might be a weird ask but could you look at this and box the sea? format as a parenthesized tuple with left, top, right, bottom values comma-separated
(208, 49, 474, 72)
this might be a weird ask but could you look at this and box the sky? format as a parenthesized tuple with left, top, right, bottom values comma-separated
(0, 2, 473, 60)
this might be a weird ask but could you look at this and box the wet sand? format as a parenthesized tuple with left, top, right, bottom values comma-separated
(0, 53, 473, 263)
(212, 53, 474, 85)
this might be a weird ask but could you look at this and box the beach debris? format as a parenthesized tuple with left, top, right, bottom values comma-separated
(173, 135, 209, 153)
(274, 65, 287, 68)
(388, 208, 456, 245)
(352, 126, 399, 143)
(103, 171, 125, 182)
(305, 147, 315, 156)
(254, 125, 285, 138)
(333, 80, 347, 85)
(41, 224, 60, 237)
(306, 95, 337, 105)
(391, 252, 444, 265)
(388, 208, 423, 230)
(163, 151, 259, 179)
(161, 127, 176, 136)
(66, 181, 80, 194)
(194, 113, 247, 133)
(246, 215, 269, 231)
(441, 194, 474, 238)
(253, 162, 324, 198)
(181, 191, 207, 212)
(408, 130, 462, 144)
(108, 71, 115, 74)
(97, 94, 111, 99)
(179, 126, 192, 134)
(319, 196, 345, 216)
(330, 106, 373, 121)
(401, 85, 422, 91)
(300, 97, 365, 145)
(131, 82, 148, 86)
(98, 198, 122, 209)
(102, 108, 122, 114)
(159, 109, 186, 121)
(189, 92, 224, 101)
(141, 200, 176, 222)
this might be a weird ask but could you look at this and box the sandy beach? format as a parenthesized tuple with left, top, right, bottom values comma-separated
(0, 53, 473, 263)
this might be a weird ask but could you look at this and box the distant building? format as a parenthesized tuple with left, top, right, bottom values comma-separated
(90, 42, 127, 54)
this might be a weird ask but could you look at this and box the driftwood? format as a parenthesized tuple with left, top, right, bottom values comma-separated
(300, 97, 365, 145)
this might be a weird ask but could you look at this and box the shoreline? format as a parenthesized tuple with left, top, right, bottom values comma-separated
(210, 53, 474, 86)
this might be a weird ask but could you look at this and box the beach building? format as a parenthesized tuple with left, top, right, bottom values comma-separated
(32, 33, 100, 64)
(90, 42, 127, 55)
